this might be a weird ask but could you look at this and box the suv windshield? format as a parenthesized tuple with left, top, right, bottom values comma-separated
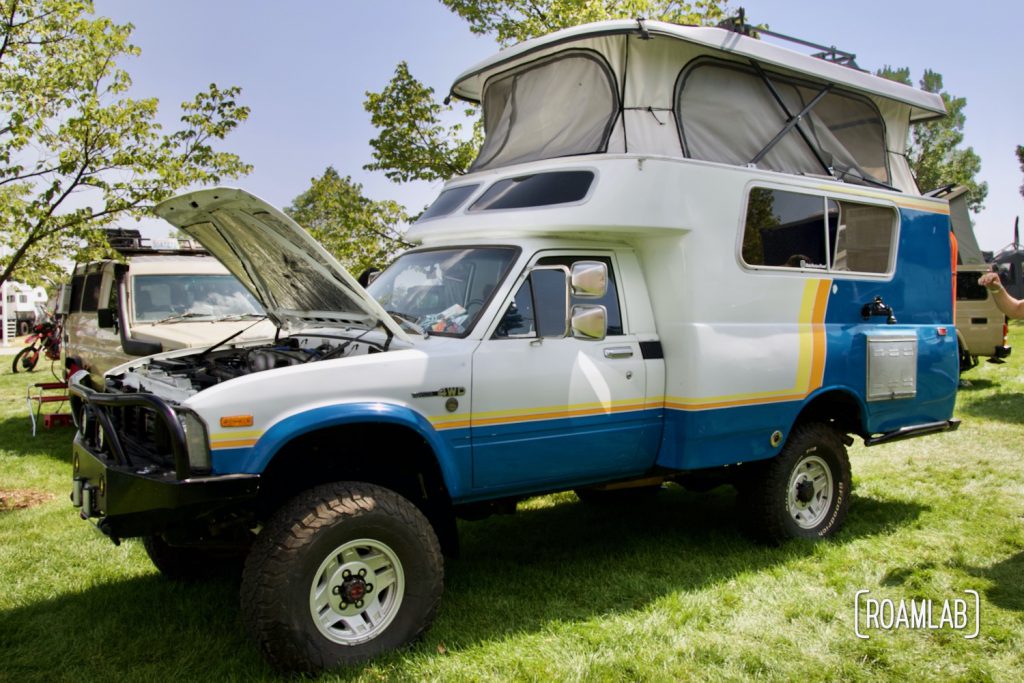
(132, 274, 263, 322)
(367, 247, 518, 336)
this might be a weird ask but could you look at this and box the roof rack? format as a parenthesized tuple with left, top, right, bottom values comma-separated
(718, 7, 862, 71)
(102, 227, 208, 256)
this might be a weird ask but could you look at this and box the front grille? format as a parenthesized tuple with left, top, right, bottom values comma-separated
(69, 371, 190, 480)
(79, 402, 175, 470)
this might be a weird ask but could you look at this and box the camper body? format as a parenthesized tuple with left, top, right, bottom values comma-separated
(68, 19, 959, 671)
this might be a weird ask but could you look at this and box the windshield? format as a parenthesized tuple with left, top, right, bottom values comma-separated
(367, 247, 518, 336)
(132, 274, 264, 322)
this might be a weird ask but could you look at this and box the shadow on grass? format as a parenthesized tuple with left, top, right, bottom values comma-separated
(0, 414, 75, 463)
(956, 391, 1024, 425)
(956, 378, 997, 391)
(0, 488, 925, 679)
(966, 550, 1024, 612)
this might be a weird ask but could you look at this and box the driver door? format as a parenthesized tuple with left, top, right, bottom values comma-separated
(470, 254, 655, 492)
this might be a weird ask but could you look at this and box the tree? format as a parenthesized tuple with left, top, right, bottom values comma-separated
(363, 0, 726, 183)
(442, 0, 726, 46)
(877, 66, 987, 212)
(285, 167, 410, 275)
(0, 0, 251, 289)
(363, 62, 481, 184)
(1017, 145, 1023, 197)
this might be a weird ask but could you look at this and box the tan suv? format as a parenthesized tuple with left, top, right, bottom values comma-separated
(956, 264, 1011, 372)
(60, 230, 275, 384)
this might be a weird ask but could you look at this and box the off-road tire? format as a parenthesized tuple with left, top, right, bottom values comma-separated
(12, 346, 39, 373)
(240, 482, 444, 672)
(574, 484, 662, 504)
(741, 422, 851, 543)
(142, 534, 247, 581)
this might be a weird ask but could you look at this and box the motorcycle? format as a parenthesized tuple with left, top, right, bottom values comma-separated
(12, 318, 62, 373)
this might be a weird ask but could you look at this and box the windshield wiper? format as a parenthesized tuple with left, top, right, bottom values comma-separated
(386, 310, 427, 336)
(152, 312, 213, 324)
(213, 313, 267, 322)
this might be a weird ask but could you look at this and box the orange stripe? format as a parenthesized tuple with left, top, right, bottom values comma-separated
(810, 279, 830, 388)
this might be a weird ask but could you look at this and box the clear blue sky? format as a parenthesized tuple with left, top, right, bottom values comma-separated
(95, 0, 1024, 252)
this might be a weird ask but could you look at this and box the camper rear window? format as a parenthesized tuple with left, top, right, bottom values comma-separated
(742, 188, 896, 275)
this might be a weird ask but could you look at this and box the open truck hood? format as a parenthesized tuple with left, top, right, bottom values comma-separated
(154, 188, 410, 342)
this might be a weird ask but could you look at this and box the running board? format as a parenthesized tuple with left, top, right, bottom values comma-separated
(863, 419, 960, 447)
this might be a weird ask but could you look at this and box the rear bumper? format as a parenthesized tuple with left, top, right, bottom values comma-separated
(994, 345, 1012, 359)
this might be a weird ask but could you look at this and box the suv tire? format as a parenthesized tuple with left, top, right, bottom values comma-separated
(240, 482, 443, 672)
(741, 422, 851, 543)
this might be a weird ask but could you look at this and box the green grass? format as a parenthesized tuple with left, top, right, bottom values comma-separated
(2, 330, 1023, 682)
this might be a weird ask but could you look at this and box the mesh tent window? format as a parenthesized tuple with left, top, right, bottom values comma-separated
(472, 50, 619, 171)
(676, 59, 889, 186)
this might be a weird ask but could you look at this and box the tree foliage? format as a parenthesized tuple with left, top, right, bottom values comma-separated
(362, 0, 725, 184)
(441, 0, 726, 46)
(877, 66, 987, 212)
(1017, 144, 1023, 198)
(285, 167, 410, 275)
(0, 0, 251, 288)
(363, 61, 481, 183)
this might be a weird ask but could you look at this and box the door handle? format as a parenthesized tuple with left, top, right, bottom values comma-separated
(603, 346, 634, 359)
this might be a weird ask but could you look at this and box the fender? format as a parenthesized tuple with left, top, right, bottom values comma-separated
(219, 402, 466, 498)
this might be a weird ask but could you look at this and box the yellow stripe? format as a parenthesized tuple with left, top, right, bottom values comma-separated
(812, 184, 950, 214)
(210, 429, 263, 441)
(430, 400, 650, 430)
(432, 281, 833, 426)
(664, 278, 830, 411)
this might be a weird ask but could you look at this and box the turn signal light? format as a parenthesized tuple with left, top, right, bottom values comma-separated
(220, 415, 254, 428)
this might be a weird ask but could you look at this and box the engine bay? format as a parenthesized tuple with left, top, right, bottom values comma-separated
(109, 334, 381, 402)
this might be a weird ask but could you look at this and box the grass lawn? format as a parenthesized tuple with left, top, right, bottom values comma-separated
(1, 328, 1023, 682)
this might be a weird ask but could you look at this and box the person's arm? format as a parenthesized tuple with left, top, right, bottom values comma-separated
(978, 272, 1024, 319)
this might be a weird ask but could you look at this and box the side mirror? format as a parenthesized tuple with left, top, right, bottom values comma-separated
(97, 308, 117, 330)
(571, 261, 607, 298)
(571, 305, 606, 341)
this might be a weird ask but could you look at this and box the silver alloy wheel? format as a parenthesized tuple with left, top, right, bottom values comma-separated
(786, 454, 834, 529)
(309, 538, 405, 645)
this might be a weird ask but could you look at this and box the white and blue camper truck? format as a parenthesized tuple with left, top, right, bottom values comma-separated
(69, 18, 959, 671)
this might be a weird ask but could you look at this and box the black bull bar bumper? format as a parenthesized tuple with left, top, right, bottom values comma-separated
(67, 371, 259, 541)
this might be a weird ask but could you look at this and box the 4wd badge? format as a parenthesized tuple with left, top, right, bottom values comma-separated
(411, 387, 466, 399)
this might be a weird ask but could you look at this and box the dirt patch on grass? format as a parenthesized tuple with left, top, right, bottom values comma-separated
(0, 488, 56, 511)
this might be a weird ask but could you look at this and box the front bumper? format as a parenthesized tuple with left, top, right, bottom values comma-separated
(67, 372, 259, 541)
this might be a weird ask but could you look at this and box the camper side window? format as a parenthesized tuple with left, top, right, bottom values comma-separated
(742, 188, 895, 275)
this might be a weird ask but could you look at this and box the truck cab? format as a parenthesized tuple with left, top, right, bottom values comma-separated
(68, 18, 960, 672)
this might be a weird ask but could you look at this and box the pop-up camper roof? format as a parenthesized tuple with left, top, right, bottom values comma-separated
(449, 19, 946, 194)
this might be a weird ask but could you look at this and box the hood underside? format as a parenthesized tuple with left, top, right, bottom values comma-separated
(154, 188, 409, 342)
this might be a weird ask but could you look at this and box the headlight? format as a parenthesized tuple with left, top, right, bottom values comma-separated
(178, 410, 212, 473)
